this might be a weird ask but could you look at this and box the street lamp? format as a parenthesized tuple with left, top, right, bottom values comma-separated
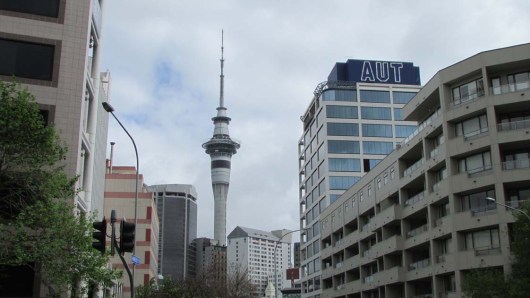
(102, 102, 139, 298)
(273, 229, 303, 298)
(484, 197, 530, 221)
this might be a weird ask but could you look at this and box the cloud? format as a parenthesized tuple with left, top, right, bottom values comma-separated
(101, 0, 530, 241)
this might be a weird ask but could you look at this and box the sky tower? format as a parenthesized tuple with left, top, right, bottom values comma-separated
(202, 32, 240, 246)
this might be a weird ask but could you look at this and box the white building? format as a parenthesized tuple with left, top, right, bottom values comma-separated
(298, 60, 422, 297)
(228, 226, 294, 298)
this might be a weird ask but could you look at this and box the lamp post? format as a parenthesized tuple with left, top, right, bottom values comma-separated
(102, 102, 139, 298)
(484, 197, 530, 221)
(273, 229, 303, 298)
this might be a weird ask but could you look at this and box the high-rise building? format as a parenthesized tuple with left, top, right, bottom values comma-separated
(191, 237, 227, 282)
(298, 60, 422, 297)
(104, 165, 159, 295)
(202, 34, 240, 246)
(0, 1, 109, 295)
(227, 226, 294, 298)
(149, 184, 198, 280)
(318, 43, 530, 297)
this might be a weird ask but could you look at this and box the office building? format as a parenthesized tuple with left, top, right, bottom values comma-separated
(104, 165, 159, 295)
(299, 60, 422, 297)
(149, 184, 198, 280)
(203, 35, 240, 246)
(0, 1, 109, 295)
(319, 43, 530, 297)
(227, 226, 294, 298)
(191, 237, 227, 282)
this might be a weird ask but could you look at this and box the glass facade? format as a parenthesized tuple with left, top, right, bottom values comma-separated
(329, 158, 361, 172)
(327, 105, 358, 119)
(321, 89, 357, 102)
(328, 140, 360, 154)
(360, 90, 391, 103)
(395, 125, 417, 138)
(363, 141, 393, 155)
(328, 123, 359, 136)
(361, 107, 391, 120)
(362, 124, 393, 137)
(329, 176, 360, 190)
(0, 38, 55, 81)
(393, 91, 417, 104)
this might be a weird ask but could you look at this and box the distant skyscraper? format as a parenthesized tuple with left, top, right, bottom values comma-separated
(149, 184, 198, 280)
(202, 32, 240, 246)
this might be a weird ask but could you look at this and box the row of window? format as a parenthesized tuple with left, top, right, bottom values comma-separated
(327, 123, 417, 138)
(0, 0, 60, 18)
(327, 106, 404, 121)
(0, 38, 55, 81)
(321, 89, 417, 104)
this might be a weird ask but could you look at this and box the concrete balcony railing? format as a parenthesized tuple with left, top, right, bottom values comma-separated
(404, 191, 426, 207)
(490, 81, 530, 95)
(502, 158, 530, 170)
(404, 158, 425, 177)
(407, 224, 428, 238)
(497, 119, 530, 131)
(409, 258, 431, 271)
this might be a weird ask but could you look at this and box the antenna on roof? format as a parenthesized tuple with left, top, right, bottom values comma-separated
(219, 30, 225, 108)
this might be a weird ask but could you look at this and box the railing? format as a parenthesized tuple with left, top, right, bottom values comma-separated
(489, 81, 530, 95)
(362, 249, 372, 258)
(435, 217, 445, 227)
(507, 200, 529, 209)
(335, 239, 342, 247)
(474, 246, 501, 256)
(364, 275, 374, 283)
(407, 224, 428, 238)
(463, 128, 489, 140)
(408, 258, 431, 271)
(335, 284, 344, 290)
(451, 90, 485, 107)
(431, 181, 441, 192)
(400, 109, 441, 146)
(404, 191, 426, 206)
(467, 165, 492, 176)
(335, 261, 343, 269)
(404, 158, 425, 177)
(471, 205, 497, 216)
(497, 119, 530, 131)
(361, 223, 371, 233)
(430, 147, 439, 159)
(435, 254, 446, 263)
(502, 159, 530, 170)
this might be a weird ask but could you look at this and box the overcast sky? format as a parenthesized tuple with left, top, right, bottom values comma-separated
(100, 0, 530, 241)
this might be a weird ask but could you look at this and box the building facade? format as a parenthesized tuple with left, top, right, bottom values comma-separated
(318, 43, 530, 298)
(0, 1, 110, 295)
(227, 226, 294, 298)
(191, 237, 227, 283)
(149, 184, 198, 281)
(299, 60, 422, 297)
(104, 166, 159, 295)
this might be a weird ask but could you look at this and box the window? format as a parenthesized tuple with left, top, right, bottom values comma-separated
(327, 123, 359, 136)
(452, 78, 484, 105)
(394, 108, 403, 120)
(329, 176, 360, 190)
(459, 151, 492, 174)
(491, 77, 501, 95)
(503, 150, 530, 170)
(368, 185, 372, 197)
(360, 90, 390, 103)
(363, 141, 393, 155)
(327, 105, 358, 119)
(460, 189, 496, 213)
(328, 140, 360, 154)
(393, 91, 417, 104)
(383, 173, 388, 185)
(329, 158, 361, 172)
(364, 159, 381, 171)
(390, 167, 395, 180)
(0, 38, 55, 81)
(377, 178, 381, 189)
(508, 71, 530, 91)
(465, 228, 500, 252)
(321, 89, 357, 102)
(455, 114, 488, 138)
(362, 124, 393, 137)
(0, 0, 60, 18)
(395, 125, 417, 138)
(361, 107, 391, 120)
(359, 191, 364, 201)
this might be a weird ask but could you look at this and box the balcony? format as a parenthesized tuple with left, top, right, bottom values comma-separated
(430, 147, 439, 159)
(435, 254, 446, 264)
(497, 119, 530, 131)
(490, 81, 530, 95)
(404, 158, 425, 177)
(400, 109, 441, 146)
(474, 246, 501, 256)
(502, 158, 530, 170)
(471, 205, 497, 216)
(404, 191, 426, 207)
(409, 258, 431, 271)
(451, 90, 485, 107)
(363, 275, 374, 284)
(507, 199, 530, 209)
(406, 224, 428, 239)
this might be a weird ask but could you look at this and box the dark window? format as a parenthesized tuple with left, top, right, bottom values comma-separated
(362, 124, 392, 137)
(328, 140, 360, 154)
(326, 105, 358, 119)
(0, 38, 55, 81)
(393, 91, 417, 104)
(329, 158, 361, 172)
(0, 0, 60, 18)
(327, 123, 359, 136)
(363, 159, 382, 172)
(359, 90, 390, 103)
(363, 141, 393, 154)
(321, 89, 357, 102)
(361, 107, 391, 120)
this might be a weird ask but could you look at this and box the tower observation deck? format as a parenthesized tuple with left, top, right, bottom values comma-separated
(202, 32, 240, 246)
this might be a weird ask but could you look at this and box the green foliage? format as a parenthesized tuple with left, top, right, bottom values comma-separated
(0, 81, 119, 295)
(462, 267, 508, 298)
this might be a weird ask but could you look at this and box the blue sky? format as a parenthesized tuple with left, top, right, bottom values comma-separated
(100, 0, 530, 241)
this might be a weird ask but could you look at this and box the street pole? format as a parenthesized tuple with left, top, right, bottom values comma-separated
(103, 102, 139, 298)
(484, 197, 530, 221)
(273, 229, 302, 298)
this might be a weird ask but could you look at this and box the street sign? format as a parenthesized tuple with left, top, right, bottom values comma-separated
(131, 255, 141, 265)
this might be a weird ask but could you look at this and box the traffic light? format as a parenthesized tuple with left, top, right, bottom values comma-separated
(119, 219, 135, 255)
(92, 217, 107, 254)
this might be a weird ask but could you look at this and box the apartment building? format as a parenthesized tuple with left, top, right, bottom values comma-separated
(227, 227, 294, 298)
(104, 166, 159, 295)
(299, 60, 421, 297)
(318, 43, 530, 298)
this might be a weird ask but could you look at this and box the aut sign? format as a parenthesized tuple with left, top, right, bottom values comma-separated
(328, 59, 421, 85)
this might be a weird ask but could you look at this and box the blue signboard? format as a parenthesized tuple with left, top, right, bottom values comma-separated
(328, 59, 421, 85)
(132, 255, 141, 265)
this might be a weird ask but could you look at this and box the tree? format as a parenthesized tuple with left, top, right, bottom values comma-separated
(462, 201, 530, 298)
(0, 81, 119, 296)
